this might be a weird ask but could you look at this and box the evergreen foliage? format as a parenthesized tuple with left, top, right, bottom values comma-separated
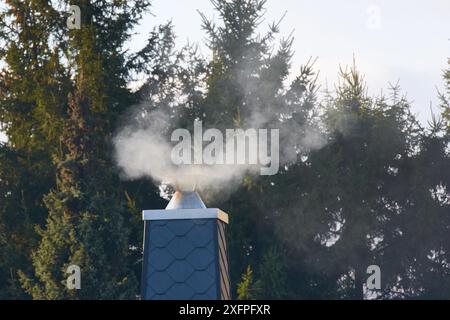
(0, 0, 448, 299)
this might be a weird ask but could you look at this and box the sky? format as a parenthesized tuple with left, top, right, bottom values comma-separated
(0, 0, 449, 143)
(130, 0, 450, 125)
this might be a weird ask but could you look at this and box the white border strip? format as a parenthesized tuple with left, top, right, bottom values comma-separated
(142, 208, 229, 224)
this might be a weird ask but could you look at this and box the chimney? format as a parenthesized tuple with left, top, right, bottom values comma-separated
(141, 191, 231, 300)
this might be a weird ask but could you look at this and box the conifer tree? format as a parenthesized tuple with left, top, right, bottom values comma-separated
(197, 0, 319, 297)
(315, 66, 420, 299)
(0, 0, 70, 298)
(17, 0, 162, 299)
(20, 85, 137, 299)
(0, 0, 191, 299)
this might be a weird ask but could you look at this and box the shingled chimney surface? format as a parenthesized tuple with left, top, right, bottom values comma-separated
(141, 191, 230, 300)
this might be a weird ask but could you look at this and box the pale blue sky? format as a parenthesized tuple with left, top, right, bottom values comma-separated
(131, 0, 450, 125)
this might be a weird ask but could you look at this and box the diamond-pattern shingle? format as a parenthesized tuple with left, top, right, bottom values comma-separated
(166, 261, 195, 282)
(166, 220, 196, 236)
(165, 283, 196, 300)
(166, 236, 195, 259)
(148, 248, 174, 271)
(186, 270, 215, 293)
(148, 271, 174, 294)
(186, 247, 214, 270)
(151, 226, 174, 248)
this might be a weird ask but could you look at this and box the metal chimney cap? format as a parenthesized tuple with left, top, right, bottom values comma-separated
(165, 191, 206, 210)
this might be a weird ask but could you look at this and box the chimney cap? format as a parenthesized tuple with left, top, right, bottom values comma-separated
(165, 191, 206, 210)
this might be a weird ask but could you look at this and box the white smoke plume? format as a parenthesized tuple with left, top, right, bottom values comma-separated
(113, 101, 330, 204)
(113, 106, 264, 196)
(113, 50, 331, 202)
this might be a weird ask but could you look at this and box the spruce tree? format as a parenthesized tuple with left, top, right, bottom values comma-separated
(10, 0, 163, 299)
(319, 66, 420, 299)
(197, 0, 320, 298)
(0, 0, 70, 298)
(20, 86, 137, 299)
(0, 0, 186, 299)
(387, 64, 450, 299)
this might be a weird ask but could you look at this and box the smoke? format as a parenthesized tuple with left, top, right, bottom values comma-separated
(112, 49, 333, 202)
(113, 105, 263, 198)
(113, 101, 330, 203)
(113, 109, 173, 183)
